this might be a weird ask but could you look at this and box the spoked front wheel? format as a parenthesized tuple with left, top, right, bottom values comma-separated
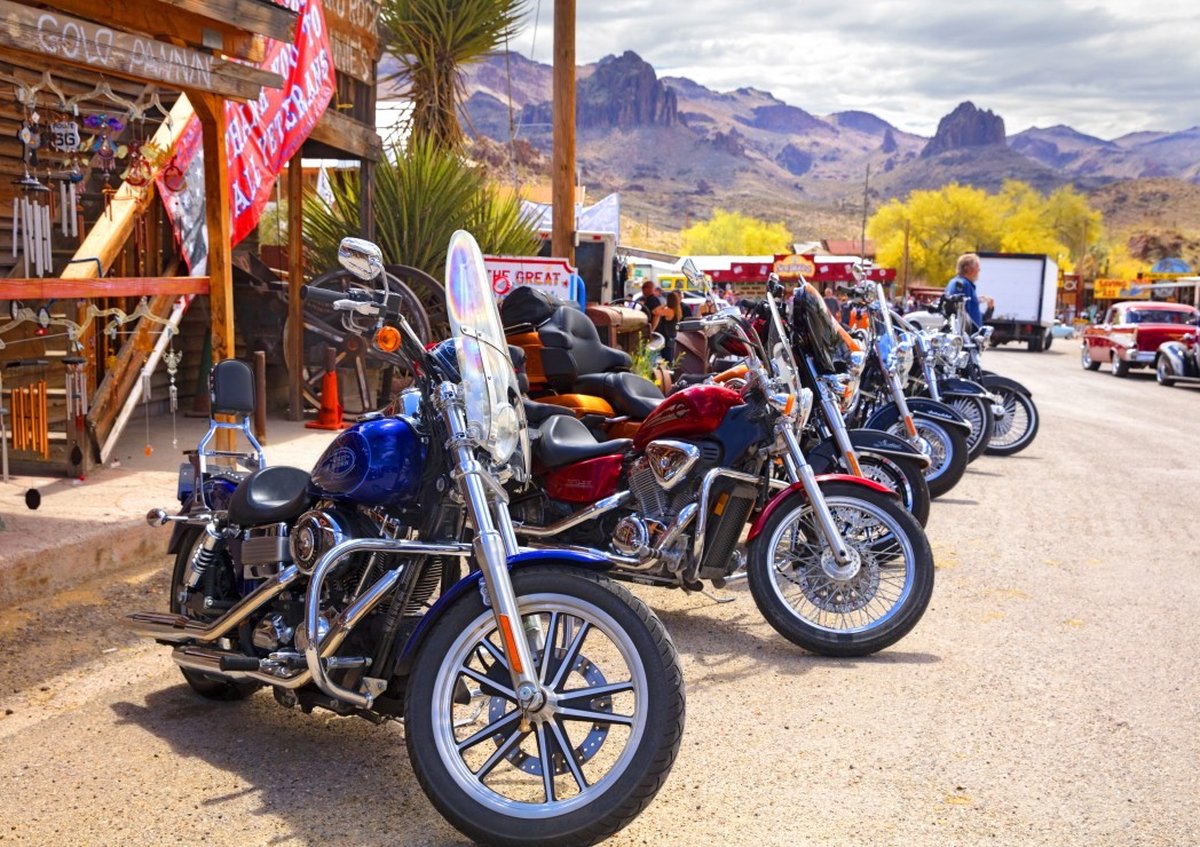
(983, 385, 1039, 456)
(746, 481, 934, 657)
(945, 395, 994, 463)
(855, 451, 931, 528)
(405, 567, 684, 847)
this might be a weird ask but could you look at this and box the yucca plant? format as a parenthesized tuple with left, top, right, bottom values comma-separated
(381, 0, 527, 150)
(302, 137, 539, 284)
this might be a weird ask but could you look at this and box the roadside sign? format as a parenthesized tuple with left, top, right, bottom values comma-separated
(484, 256, 584, 306)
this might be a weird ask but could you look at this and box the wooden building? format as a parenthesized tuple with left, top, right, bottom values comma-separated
(0, 0, 382, 476)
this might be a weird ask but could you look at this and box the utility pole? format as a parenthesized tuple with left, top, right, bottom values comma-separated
(551, 0, 576, 263)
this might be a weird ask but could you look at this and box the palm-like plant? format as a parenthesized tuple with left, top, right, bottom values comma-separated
(381, 0, 527, 150)
(302, 137, 539, 283)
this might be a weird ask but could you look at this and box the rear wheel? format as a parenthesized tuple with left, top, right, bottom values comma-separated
(1111, 354, 1129, 377)
(746, 481, 934, 657)
(169, 529, 261, 701)
(405, 567, 684, 847)
(1081, 344, 1100, 370)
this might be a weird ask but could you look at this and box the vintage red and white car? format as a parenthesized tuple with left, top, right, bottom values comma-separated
(1081, 301, 1200, 377)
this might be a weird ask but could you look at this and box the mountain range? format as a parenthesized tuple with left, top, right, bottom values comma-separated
(417, 50, 1200, 243)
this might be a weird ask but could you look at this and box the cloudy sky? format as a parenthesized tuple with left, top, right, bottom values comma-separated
(508, 0, 1200, 140)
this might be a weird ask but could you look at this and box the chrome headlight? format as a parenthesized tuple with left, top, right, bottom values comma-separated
(890, 332, 915, 378)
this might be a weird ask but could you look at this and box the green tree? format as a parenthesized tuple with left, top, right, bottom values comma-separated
(381, 0, 526, 150)
(301, 137, 538, 282)
(681, 208, 792, 254)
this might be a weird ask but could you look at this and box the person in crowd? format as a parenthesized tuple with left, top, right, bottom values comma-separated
(944, 253, 995, 330)
(823, 287, 840, 315)
(639, 279, 674, 341)
(659, 291, 682, 361)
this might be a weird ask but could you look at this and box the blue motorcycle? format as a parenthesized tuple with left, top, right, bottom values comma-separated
(127, 232, 685, 847)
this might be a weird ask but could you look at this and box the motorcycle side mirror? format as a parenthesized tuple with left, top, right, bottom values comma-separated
(338, 237, 385, 282)
(647, 332, 665, 352)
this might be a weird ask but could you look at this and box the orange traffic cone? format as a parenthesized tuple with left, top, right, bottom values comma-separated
(306, 347, 350, 431)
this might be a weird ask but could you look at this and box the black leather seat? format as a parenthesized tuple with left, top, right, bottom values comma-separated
(535, 414, 632, 469)
(228, 465, 312, 526)
(575, 372, 663, 418)
(524, 397, 575, 426)
(538, 306, 632, 390)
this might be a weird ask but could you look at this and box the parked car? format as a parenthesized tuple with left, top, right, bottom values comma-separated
(1081, 301, 1200, 377)
(1155, 321, 1200, 388)
(1050, 318, 1076, 339)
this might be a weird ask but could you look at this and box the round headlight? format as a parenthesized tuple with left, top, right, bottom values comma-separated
(493, 403, 520, 465)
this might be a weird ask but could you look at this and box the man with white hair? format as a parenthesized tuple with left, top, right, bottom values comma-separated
(944, 252, 994, 330)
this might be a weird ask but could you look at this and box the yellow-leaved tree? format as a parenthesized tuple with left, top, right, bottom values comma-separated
(681, 208, 792, 255)
(869, 183, 1003, 284)
(869, 181, 1106, 284)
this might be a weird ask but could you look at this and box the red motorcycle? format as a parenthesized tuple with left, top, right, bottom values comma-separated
(511, 286, 934, 657)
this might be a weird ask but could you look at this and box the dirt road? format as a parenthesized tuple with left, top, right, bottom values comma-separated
(1, 345, 1197, 847)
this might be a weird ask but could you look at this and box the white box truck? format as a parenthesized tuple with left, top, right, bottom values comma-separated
(976, 252, 1059, 351)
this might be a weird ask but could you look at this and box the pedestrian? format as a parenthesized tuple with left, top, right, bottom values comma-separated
(823, 287, 840, 315)
(943, 253, 995, 331)
(659, 291, 682, 362)
(639, 279, 673, 340)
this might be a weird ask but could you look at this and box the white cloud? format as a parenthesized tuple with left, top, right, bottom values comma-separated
(506, 0, 1200, 138)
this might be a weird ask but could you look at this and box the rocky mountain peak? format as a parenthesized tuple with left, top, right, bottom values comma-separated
(576, 51, 677, 130)
(921, 101, 1006, 159)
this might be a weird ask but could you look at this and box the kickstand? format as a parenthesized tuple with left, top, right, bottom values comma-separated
(698, 587, 737, 605)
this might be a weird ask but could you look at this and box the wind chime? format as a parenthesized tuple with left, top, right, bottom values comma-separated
(49, 107, 82, 241)
(12, 104, 52, 277)
(10, 360, 49, 460)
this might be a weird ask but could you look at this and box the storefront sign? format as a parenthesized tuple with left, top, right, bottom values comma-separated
(1094, 279, 1150, 300)
(160, 0, 335, 272)
(485, 256, 583, 306)
(773, 254, 815, 277)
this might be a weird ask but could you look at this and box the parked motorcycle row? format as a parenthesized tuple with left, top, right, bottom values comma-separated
(123, 235, 1039, 846)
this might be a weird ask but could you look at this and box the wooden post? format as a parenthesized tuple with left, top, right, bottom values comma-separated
(253, 351, 267, 443)
(192, 92, 236, 451)
(287, 153, 304, 420)
(551, 0, 576, 263)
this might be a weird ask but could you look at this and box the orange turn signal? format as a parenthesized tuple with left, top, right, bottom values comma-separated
(375, 326, 402, 353)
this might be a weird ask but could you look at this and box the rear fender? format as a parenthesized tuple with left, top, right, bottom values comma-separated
(979, 373, 1032, 397)
(393, 549, 610, 675)
(747, 474, 895, 542)
(1157, 341, 1189, 374)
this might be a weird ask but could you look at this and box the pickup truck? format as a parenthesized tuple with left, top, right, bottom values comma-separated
(1081, 301, 1200, 377)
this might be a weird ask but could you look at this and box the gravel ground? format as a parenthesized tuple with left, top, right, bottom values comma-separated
(1, 345, 1198, 847)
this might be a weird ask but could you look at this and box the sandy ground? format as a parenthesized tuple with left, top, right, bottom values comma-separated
(1, 345, 1198, 847)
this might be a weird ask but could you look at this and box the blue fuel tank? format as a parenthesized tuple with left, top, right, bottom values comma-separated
(308, 417, 426, 508)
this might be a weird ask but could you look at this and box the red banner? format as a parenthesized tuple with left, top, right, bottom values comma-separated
(159, 0, 335, 271)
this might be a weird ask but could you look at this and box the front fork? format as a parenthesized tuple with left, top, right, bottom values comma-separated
(778, 419, 852, 565)
(438, 386, 546, 714)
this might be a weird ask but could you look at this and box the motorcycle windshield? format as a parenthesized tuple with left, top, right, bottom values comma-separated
(764, 288, 801, 395)
(793, 282, 848, 374)
(445, 230, 529, 472)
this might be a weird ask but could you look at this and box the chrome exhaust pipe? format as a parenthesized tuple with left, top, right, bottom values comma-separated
(513, 491, 631, 538)
(124, 565, 300, 643)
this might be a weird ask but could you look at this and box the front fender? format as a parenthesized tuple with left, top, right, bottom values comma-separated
(979, 373, 1032, 397)
(747, 474, 895, 542)
(937, 377, 990, 398)
(395, 549, 610, 672)
(1157, 341, 1189, 374)
(865, 398, 972, 436)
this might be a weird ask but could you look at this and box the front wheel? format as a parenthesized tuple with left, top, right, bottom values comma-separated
(1156, 355, 1176, 387)
(945, 395, 994, 463)
(984, 385, 1039, 456)
(405, 567, 684, 847)
(883, 416, 968, 499)
(855, 451, 931, 528)
(747, 481, 934, 657)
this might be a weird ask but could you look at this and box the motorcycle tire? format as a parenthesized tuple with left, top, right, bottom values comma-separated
(404, 566, 685, 847)
(875, 414, 967, 499)
(855, 451, 932, 528)
(983, 384, 1039, 456)
(169, 528, 262, 701)
(945, 395, 994, 463)
(746, 480, 934, 657)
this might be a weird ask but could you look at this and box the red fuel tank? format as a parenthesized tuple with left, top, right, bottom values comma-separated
(632, 384, 742, 450)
